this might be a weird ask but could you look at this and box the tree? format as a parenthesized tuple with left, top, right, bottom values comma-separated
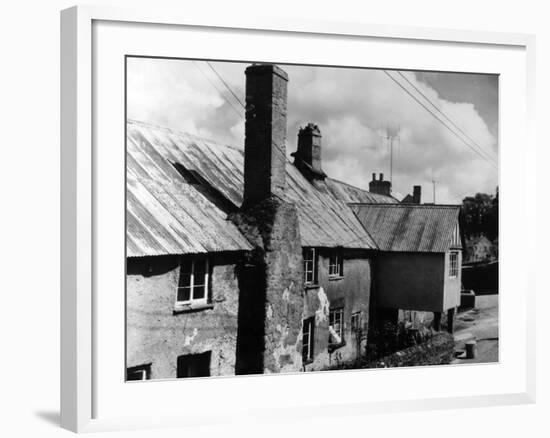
(460, 187, 498, 241)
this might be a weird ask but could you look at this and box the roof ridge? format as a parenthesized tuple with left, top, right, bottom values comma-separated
(349, 202, 461, 208)
(327, 177, 399, 202)
(328, 176, 369, 191)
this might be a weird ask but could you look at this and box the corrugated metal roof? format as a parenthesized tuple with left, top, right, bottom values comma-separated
(350, 204, 460, 253)
(325, 178, 399, 204)
(127, 124, 253, 257)
(127, 120, 377, 253)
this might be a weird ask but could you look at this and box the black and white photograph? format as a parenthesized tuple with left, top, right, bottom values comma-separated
(125, 58, 499, 381)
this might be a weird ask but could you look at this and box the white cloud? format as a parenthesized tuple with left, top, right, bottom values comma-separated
(127, 58, 498, 203)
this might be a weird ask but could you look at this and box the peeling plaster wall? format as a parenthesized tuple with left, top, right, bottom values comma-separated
(230, 197, 305, 374)
(262, 202, 304, 373)
(126, 253, 241, 380)
(303, 250, 373, 371)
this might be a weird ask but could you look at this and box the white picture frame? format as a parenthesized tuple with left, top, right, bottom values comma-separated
(60, 5, 536, 433)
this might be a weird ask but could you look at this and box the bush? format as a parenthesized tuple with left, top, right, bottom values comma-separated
(366, 320, 435, 361)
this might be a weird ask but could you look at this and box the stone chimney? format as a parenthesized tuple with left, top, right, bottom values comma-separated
(369, 173, 392, 196)
(413, 185, 421, 204)
(291, 123, 326, 180)
(231, 64, 304, 375)
(243, 64, 288, 207)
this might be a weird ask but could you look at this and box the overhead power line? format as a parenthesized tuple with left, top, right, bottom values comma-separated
(383, 70, 498, 169)
(195, 61, 288, 159)
(395, 71, 497, 163)
(192, 61, 244, 120)
(206, 61, 246, 108)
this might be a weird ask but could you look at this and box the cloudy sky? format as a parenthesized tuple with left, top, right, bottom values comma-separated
(127, 57, 498, 204)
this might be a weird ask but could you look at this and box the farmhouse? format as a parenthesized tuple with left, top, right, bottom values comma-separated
(126, 62, 463, 380)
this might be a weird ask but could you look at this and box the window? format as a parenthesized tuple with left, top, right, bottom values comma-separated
(303, 248, 317, 285)
(302, 317, 315, 362)
(126, 364, 151, 381)
(329, 308, 344, 347)
(177, 257, 209, 306)
(177, 351, 211, 378)
(351, 311, 362, 332)
(449, 251, 459, 278)
(328, 251, 343, 278)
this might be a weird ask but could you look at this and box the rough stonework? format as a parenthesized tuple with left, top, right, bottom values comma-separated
(230, 196, 304, 373)
(243, 64, 289, 207)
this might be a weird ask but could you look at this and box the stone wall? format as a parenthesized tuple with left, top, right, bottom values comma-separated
(230, 197, 304, 374)
(365, 332, 455, 368)
(126, 253, 242, 379)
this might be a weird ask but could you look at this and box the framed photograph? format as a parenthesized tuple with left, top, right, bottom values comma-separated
(61, 5, 536, 433)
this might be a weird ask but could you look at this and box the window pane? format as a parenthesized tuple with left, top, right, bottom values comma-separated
(177, 287, 191, 302)
(194, 259, 206, 274)
(127, 369, 145, 381)
(302, 319, 314, 361)
(181, 260, 192, 273)
(177, 352, 211, 378)
(193, 285, 205, 299)
(126, 365, 150, 381)
(178, 273, 191, 288)
(329, 309, 343, 344)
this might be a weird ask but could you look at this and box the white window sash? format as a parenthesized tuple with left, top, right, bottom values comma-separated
(329, 309, 343, 344)
(449, 252, 458, 278)
(176, 258, 209, 305)
(329, 253, 342, 277)
(303, 320, 313, 360)
(304, 248, 316, 284)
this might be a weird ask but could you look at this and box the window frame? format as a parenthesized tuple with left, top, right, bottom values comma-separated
(351, 311, 362, 332)
(328, 307, 345, 349)
(175, 256, 210, 309)
(328, 250, 344, 279)
(302, 317, 315, 363)
(449, 251, 459, 278)
(176, 351, 212, 378)
(303, 247, 318, 286)
(126, 364, 151, 381)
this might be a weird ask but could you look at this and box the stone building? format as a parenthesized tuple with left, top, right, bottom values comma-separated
(126, 62, 463, 380)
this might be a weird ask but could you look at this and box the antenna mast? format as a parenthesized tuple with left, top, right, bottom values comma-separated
(384, 126, 400, 185)
(431, 170, 437, 204)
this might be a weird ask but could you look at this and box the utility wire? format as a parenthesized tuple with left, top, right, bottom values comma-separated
(195, 61, 289, 159)
(206, 61, 246, 108)
(395, 71, 496, 163)
(383, 70, 497, 169)
(192, 61, 244, 120)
